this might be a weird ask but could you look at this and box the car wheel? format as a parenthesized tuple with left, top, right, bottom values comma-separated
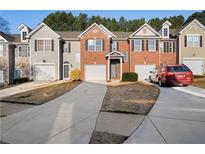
(158, 79, 163, 87)
(149, 76, 153, 82)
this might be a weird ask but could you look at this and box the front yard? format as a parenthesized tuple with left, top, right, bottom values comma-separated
(0, 81, 82, 105)
(90, 81, 160, 144)
(192, 75, 205, 89)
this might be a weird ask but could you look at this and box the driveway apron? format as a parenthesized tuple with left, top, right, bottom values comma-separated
(0, 82, 107, 144)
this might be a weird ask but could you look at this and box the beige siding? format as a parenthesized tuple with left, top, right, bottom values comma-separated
(179, 22, 205, 74)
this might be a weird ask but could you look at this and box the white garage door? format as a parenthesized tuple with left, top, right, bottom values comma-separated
(85, 64, 106, 81)
(34, 64, 55, 81)
(135, 64, 156, 80)
(183, 58, 204, 75)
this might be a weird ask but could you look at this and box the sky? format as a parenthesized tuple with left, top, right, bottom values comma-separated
(0, 10, 201, 33)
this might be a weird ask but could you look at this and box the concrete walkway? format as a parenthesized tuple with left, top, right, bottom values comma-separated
(125, 86, 205, 144)
(0, 82, 106, 144)
(0, 80, 68, 98)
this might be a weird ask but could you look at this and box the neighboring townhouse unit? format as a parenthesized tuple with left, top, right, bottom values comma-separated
(174, 19, 205, 75)
(27, 23, 81, 81)
(0, 24, 30, 85)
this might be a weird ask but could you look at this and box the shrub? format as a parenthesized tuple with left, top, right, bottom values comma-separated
(14, 77, 29, 84)
(122, 72, 138, 82)
(70, 69, 81, 81)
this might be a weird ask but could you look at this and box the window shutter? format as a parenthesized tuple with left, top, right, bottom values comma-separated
(132, 40, 134, 51)
(85, 40, 88, 51)
(102, 40, 105, 51)
(184, 35, 187, 47)
(142, 40, 144, 51)
(117, 42, 119, 51)
(167, 42, 169, 52)
(164, 42, 167, 52)
(156, 40, 159, 51)
(200, 36, 203, 47)
(51, 40, 54, 51)
(146, 40, 149, 51)
(35, 40, 37, 51)
(68, 42, 71, 53)
(173, 42, 176, 52)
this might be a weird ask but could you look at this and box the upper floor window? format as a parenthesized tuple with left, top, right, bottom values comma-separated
(160, 42, 164, 52)
(64, 42, 70, 53)
(111, 41, 118, 51)
(0, 44, 3, 56)
(148, 39, 156, 51)
(186, 34, 201, 47)
(134, 39, 142, 51)
(87, 39, 103, 51)
(22, 32, 27, 40)
(35, 39, 53, 52)
(168, 42, 173, 52)
(163, 28, 168, 36)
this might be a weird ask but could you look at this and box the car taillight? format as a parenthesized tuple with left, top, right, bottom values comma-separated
(185, 72, 192, 78)
(167, 72, 174, 76)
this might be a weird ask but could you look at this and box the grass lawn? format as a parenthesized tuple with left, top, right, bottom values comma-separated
(90, 82, 160, 144)
(0, 81, 82, 105)
(192, 75, 205, 89)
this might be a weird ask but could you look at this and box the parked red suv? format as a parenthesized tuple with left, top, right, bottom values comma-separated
(149, 64, 193, 87)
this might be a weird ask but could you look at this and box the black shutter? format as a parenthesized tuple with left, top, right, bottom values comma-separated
(68, 42, 71, 53)
(200, 36, 203, 47)
(156, 40, 159, 51)
(102, 40, 105, 51)
(167, 42, 169, 52)
(142, 40, 144, 51)
(146, 40, 149, 51)
(184, 35, 187, 47)
(132, 40, 134, 51)
(85, 40, 88, 51)
(164, 42, 166, 52)
(117, 41, 119, 51)
(35, 40, 37, 51)
(51, 40, 54, 51)
(173, 42, 176, 52)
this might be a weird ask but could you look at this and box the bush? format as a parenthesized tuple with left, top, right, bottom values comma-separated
(70, 69, 81, 81)
(122, 72, 138, 82)
(14, 77, 29, 84)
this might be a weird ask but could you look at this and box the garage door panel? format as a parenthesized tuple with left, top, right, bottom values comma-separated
(34, 65, 55, 81)
(135, 65, 155, 80)
(183, 58, 203, 75)
(85, 65, 106, 81)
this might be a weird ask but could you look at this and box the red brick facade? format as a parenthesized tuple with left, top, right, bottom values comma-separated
(80, 24, 177, 81)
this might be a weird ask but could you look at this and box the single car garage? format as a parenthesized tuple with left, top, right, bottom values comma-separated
(34, 64, 56, 81)
(183, 58, 204, 75)
(135, 64, 156, 80)
(85, 64, 106, 81)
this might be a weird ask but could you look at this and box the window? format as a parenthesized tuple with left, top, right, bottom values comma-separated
(0, 44, 3, 56)
(168, 42, 173, 52)
(134, 39, 142, 51)
(123, 52, 128, 62)
(18, 46, 28, 57)
(160, 42, 164, 52)
(88, 39, 103, 51)
(22, 32, 27, 40)
(64, 42, 70, 53)
(163, 28, 168, 36)
(112, 41, 117, 51)
(187, 34, 200, 47)
(15, 69, 22, 79)
(36, 39, 52, 51)
(75, 53, 80, 62)
(148, 39, 156, 51)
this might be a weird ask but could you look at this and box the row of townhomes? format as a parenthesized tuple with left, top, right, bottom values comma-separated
(0, 19, 205, 85)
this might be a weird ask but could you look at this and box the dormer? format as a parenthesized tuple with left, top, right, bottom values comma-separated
(18, 24, 32, 43)
(161, 21, 172, 38)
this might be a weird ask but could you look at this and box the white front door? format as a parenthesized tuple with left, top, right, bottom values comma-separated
(183, 58, 204, 75)
(85, 64, 106, 81)
(34, 64, 55, 81)
(135, 64, 156, 80)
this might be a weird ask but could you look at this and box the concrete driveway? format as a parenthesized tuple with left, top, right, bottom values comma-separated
(125, 85, 205, 144)
(0, 82, 106, 144)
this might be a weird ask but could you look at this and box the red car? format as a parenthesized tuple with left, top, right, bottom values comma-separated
(149, 64, 193, 87)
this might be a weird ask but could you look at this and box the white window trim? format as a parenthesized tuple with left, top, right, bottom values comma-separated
(36, 38, 52, 52)
(160, 42, 164, 53)
(169, 42, 173, 52)
(186, 34, 201, 48)
(63, 63, 71, 80)
(22, 31, 27, 41)
(88, 39, 103, 52)
(148, 39, 156, 52)
(134, 39, 142, 52)
(112, 41, 117, 51)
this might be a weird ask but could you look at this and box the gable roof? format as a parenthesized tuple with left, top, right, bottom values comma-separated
(78, 23, 115, 38)
(0, 32, 21, 43)
(106, 51, 125, 57)
(129, 23, 161, 38)
(27, 23, 61, 38)
(99, 24, 117, 38)
(18, 24, 32, 32)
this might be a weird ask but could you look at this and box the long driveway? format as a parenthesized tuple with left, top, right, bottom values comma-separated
(0, 82, 106, 144)
(125, 85, 205, 144)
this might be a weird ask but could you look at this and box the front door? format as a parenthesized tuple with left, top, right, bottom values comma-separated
(63, 64, 70, 80)
(111, 63, 117, 79)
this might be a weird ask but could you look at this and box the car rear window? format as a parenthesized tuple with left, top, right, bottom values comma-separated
(167, 66, 191, 72)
